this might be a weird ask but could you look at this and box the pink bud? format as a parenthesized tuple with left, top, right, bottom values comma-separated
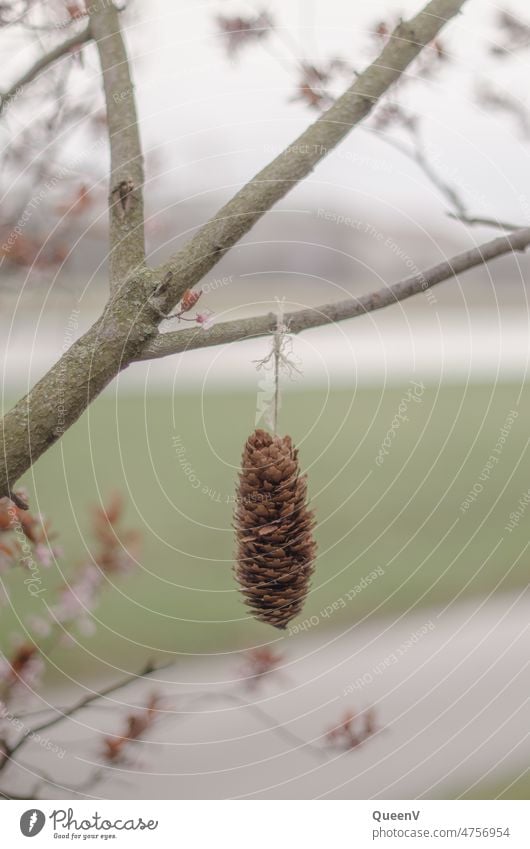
(196, 310, 214, 330)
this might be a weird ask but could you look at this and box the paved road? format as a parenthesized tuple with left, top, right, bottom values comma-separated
(17, 589, 528, 800)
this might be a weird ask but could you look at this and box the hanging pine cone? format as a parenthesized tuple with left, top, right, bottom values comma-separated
(234, 428, 317, 629)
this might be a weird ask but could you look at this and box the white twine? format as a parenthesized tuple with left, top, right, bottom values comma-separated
(254, 298, 302, 434)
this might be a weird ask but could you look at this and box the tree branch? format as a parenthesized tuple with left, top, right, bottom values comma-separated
(374, 128, 524, 233)
(3, 660, 166, 766)
(0, 277, 160, 500)
(0, 0, 467, 498)
(138, 226, 530, 360)
(0, 5, 154, 500)
(0, 23, 92, 115)
(151, 0, 467, 316)
(2, 659, 326, 798)
(89, 0, 145, 289)
(447, 212, 523, 231)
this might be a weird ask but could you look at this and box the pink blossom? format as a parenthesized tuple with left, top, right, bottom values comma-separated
(78, 616, 97, 637)
(0, 552, 12, 574)
(33, 543, 56, 567)
(195, 310, 215, 330)
(52, 564, 102, 623)
(0, 657, 10, 683)
(27, 615, 52, 638)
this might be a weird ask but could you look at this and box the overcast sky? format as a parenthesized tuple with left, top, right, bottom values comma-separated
(116, 0, 530, 227)
(3, 0, 530, 388)
(4, 0, 530, 235)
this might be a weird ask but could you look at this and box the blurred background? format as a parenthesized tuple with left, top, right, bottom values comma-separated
(0, 0, 529, 800)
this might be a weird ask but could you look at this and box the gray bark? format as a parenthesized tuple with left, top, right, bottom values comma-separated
(139, 228, 530, 360)
(0, 0, 473, 499)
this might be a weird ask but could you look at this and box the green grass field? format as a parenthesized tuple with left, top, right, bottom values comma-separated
(2, 379, 528, 680)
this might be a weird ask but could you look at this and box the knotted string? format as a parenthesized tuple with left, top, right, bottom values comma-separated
(254, 299, 301, 435)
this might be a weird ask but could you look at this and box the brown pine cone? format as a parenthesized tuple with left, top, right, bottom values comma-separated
(234, 428, 317, 629)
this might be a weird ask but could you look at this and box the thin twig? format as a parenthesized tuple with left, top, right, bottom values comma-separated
(2, 660, 171, 766)
(1, 663, 327, 799)
(152, 0, 468, 312)
(176, 691, 327, 761)
(0, 23, 92, 115)
(375, 128, 468, 217)
(138, 225, 530, 361)
(0, 0, 469, 497)
(7, 491, 29, 511)
(374, 127, 524, 232)
(447, 212, 523, 231)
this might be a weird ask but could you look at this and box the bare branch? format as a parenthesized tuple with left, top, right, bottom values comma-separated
(178, 691, 326, 760)
(138, 226, 530, 361)
(152, 0, 468, 314)
(375, 128, 468, 217)
(89, 0, 145, 289)
(0, 275, 161, 500)
(3, 660, 168, 766)
(0, 0, 467, 498)
(0, 4, 153, 500)
(0, 23, 92, 115)
(375, 128, 524, 232)
(447, 212, 523, 231)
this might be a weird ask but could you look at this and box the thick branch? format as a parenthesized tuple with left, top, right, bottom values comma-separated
(139, 227, 530, 360)
(0, 0, 467, 497)
(152, 0, 467, 314)
(89, 1, 145, 289)
(0, 23, 92, 114)
(0, 4, 151, 499)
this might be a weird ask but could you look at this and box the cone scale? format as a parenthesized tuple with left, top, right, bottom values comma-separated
(234, 428, 317, 629)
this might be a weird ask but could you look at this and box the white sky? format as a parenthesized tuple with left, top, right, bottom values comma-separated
(5, 0, 530, 229)
(118, 0, 530, 226)
(3, 0, 530, 390)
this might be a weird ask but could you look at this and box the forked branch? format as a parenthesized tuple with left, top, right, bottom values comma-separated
(0, 0, 468, 498)
(0, 22, 92, 114)
(151, 0, 468, 315)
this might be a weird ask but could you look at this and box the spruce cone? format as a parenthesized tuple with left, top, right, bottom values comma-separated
(234, 428, 316, 629)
